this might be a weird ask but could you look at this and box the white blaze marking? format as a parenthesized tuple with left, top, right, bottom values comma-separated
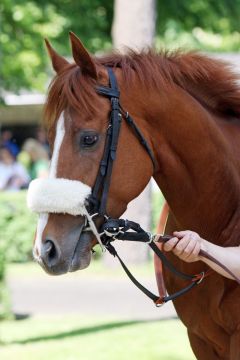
(34, 213, 49, 258)
(31, 111, 104, 253)
(49, 113, 65, 178)
(34, 112, 65, 255)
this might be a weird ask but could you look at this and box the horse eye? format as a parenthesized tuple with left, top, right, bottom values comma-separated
(81, 134, 99, 147)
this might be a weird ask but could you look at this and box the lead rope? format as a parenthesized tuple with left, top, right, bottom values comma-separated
(98, 218, 240, 306)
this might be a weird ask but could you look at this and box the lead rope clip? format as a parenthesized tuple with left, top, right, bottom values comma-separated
(146, 232, 156, 244)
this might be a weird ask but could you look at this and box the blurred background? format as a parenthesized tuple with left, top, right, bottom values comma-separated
(0, 1, 240, 359)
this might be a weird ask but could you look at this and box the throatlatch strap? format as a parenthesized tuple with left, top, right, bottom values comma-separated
(124, 112, 156, 170)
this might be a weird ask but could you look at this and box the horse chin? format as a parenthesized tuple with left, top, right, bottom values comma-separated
(68, 231, 93, 272)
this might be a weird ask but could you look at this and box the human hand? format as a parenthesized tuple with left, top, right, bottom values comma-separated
(163, 230, 203, 262)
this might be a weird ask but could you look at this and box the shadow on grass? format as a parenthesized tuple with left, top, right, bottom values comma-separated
(4, 317, 176, 346)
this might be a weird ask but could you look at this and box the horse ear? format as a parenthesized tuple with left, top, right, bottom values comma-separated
(45, 39, 69, 74)
(69, 31, 97, 80)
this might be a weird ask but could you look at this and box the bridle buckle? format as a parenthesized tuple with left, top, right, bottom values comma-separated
(103, 226, 124, 239)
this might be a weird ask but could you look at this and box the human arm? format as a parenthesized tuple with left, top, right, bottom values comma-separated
(164, 230, 240, 280)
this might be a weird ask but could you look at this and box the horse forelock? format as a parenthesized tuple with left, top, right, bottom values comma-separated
(44, 64, 101, 134)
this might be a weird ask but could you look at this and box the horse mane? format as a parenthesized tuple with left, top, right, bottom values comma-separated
(98, 50, 240, 118)
(45, 49, 240, 129)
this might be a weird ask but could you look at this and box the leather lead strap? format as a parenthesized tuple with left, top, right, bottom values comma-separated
(106, 242, 159, 303)
(105, 241, 201, 305)
(101, 217, 240, 305)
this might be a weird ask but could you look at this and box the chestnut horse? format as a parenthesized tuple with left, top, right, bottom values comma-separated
(30, 32, 240, 359)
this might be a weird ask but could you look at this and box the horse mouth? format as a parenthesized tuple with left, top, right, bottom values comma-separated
(69, 230, 94, 272)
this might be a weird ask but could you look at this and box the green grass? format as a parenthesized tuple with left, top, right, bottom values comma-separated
(0, 316, 195, 360)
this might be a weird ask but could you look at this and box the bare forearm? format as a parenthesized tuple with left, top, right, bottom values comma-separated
(200, 240, 240, 280)
(164, 230, 240, 281)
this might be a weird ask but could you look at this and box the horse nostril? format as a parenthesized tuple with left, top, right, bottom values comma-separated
(42, 239, 60, 267)
(45, 240, 56, 259)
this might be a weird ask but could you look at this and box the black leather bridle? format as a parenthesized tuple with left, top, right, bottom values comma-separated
(85, 67, 240, 306)
(88, 67, 155, 216)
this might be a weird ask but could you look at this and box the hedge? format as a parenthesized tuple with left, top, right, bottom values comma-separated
(0, 239, 10, 320)
(0, 191, 37, 263)
(0, 191, 37, 319)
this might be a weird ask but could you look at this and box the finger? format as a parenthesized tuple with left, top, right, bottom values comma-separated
(163, 237, 179, 252)
(173, 234, 192, 256)
(180, 238, 199, 261)
(173, 230, 192, 238)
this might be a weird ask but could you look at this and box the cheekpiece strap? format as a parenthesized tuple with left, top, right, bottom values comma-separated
(89, 67, 121, 216)
(96, 68, 120, 99)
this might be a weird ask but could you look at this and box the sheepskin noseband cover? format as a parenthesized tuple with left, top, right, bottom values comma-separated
(27, 178, 91, 216)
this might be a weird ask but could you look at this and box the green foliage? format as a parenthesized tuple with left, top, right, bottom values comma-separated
(1, 0, 240, 95)
(38, 0, 114, 53)
(0, 191, 36, 263)
(0, 203, 9, 320)
(0, 191, 36, 319)
(155, 0, 240, 52)
(0, 241, 6, 281)
(157, 0, 240, 34)
(0, 239, 9, 319)
(0, 0, 113, 96)
(155, 21, 240, 53)
(1, 1, 61, 93)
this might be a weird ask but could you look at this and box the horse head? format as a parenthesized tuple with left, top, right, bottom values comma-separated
(28, 32, 154, 275)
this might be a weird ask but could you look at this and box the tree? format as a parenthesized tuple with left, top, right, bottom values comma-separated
(0, 0, 113, 96)
(112, 0, 156, 50)
(1, 0, 240, 93)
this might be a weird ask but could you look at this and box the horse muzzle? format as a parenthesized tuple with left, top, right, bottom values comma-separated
(34, 220, 94, 275)
(28, 178, 97, 275)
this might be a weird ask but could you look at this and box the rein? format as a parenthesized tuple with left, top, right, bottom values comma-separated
(84, 66, 240, 306)
(99, 218, 240, 306)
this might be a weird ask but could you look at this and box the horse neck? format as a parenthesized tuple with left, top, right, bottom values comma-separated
(134, 84, 240, 244)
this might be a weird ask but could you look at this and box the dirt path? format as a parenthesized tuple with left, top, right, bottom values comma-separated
(8, 274, 177, 320)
